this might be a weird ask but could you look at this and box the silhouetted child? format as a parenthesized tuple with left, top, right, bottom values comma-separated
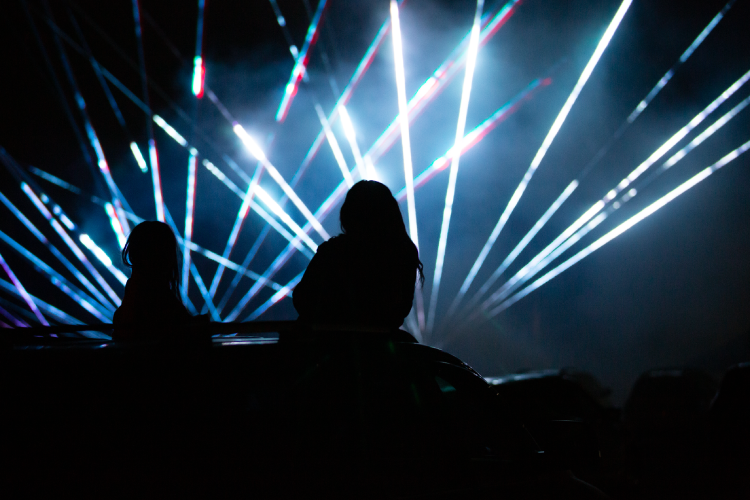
(113, 221, 192, 340)
(293, 180, 424, 329)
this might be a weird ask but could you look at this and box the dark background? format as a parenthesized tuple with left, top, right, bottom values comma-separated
(1, 0, 749, 404)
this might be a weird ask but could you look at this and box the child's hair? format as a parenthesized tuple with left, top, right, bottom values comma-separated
(122, 221, 181, 295)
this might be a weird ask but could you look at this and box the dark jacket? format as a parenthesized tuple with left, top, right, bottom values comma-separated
(293, 234, 417, 328)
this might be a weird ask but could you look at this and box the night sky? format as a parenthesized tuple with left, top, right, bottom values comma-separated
(2, 0, 749, 403)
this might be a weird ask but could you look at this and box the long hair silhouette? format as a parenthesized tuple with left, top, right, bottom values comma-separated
(339, 180, 424, 284)
(121, 221, 181, 298)
(293, 180, 423, 329)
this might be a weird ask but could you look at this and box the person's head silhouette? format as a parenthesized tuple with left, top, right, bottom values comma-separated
(339, 180, 423, 283)
(122, 221, 181, 295)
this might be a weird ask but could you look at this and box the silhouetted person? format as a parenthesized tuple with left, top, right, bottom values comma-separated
(113, 221, 191, 340)
(293, 180, 423, 329)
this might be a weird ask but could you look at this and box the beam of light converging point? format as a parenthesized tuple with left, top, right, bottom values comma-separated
(233, 123, 329, 240)
(275, 0, 328, 122)
(0, 277, 83, 326)
(182, 149, 198, 303)
(244, 270, 305, 322)
(395, 76, 552, 202)
(21, 183, 122, 306)
(366, 0, 522, 167)
(0, 229, 112, 322)
(130, 142, 148, 172)
(453, 0, 632, 313)
(0, 190, 115, 313)
(148, 139, 165, 222)
(390, 0, 423, 332)
(254, 186, 318, 252)
(315, 103, 354, 187)
(0, 251, 48, 325)
(478, 90, 750, 317)
(338, 106, 367, 180)
(454, 180, 579, 320)
(628, 0, 735, 123)
(192, 0, 206, 97)
(427, 0, 484, 335)
(79, 234, 127, 285)
(491, 139, 750, 317)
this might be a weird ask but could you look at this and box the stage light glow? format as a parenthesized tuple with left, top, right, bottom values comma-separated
(338, 106, 367, 180)
(315, 103, 353, 187)
(149, 139, 165, 222)
(491, 138, 750, 316)
(130, 142, 148, 172)
(453, 0, 632, 310)
(192, 56, 205, 98)
(275, 0, 328, 121)
(234, 123, 329, 240)
(0, 250, 48, 325)
(153, 115, 188, 147)
(427, 0, 484, 333)
(627, 0, 734, 123)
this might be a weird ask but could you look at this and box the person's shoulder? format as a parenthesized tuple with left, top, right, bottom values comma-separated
(318, 234, 349, 252)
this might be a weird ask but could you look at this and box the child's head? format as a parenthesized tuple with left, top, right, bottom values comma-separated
(122, 221, 180, 291)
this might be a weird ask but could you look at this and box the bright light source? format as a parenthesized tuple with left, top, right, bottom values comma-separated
(105, 203, 127, 249)
(233, 124, 267, 161)
(192, 56, 205, 98)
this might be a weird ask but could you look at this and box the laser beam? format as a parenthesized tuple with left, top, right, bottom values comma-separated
(453, 0, 632, 311)
(275, 0, 328, 121)
(427, 0, 484, 334)
(0, 250, 48, 325)
(492, 138, 750, 316)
